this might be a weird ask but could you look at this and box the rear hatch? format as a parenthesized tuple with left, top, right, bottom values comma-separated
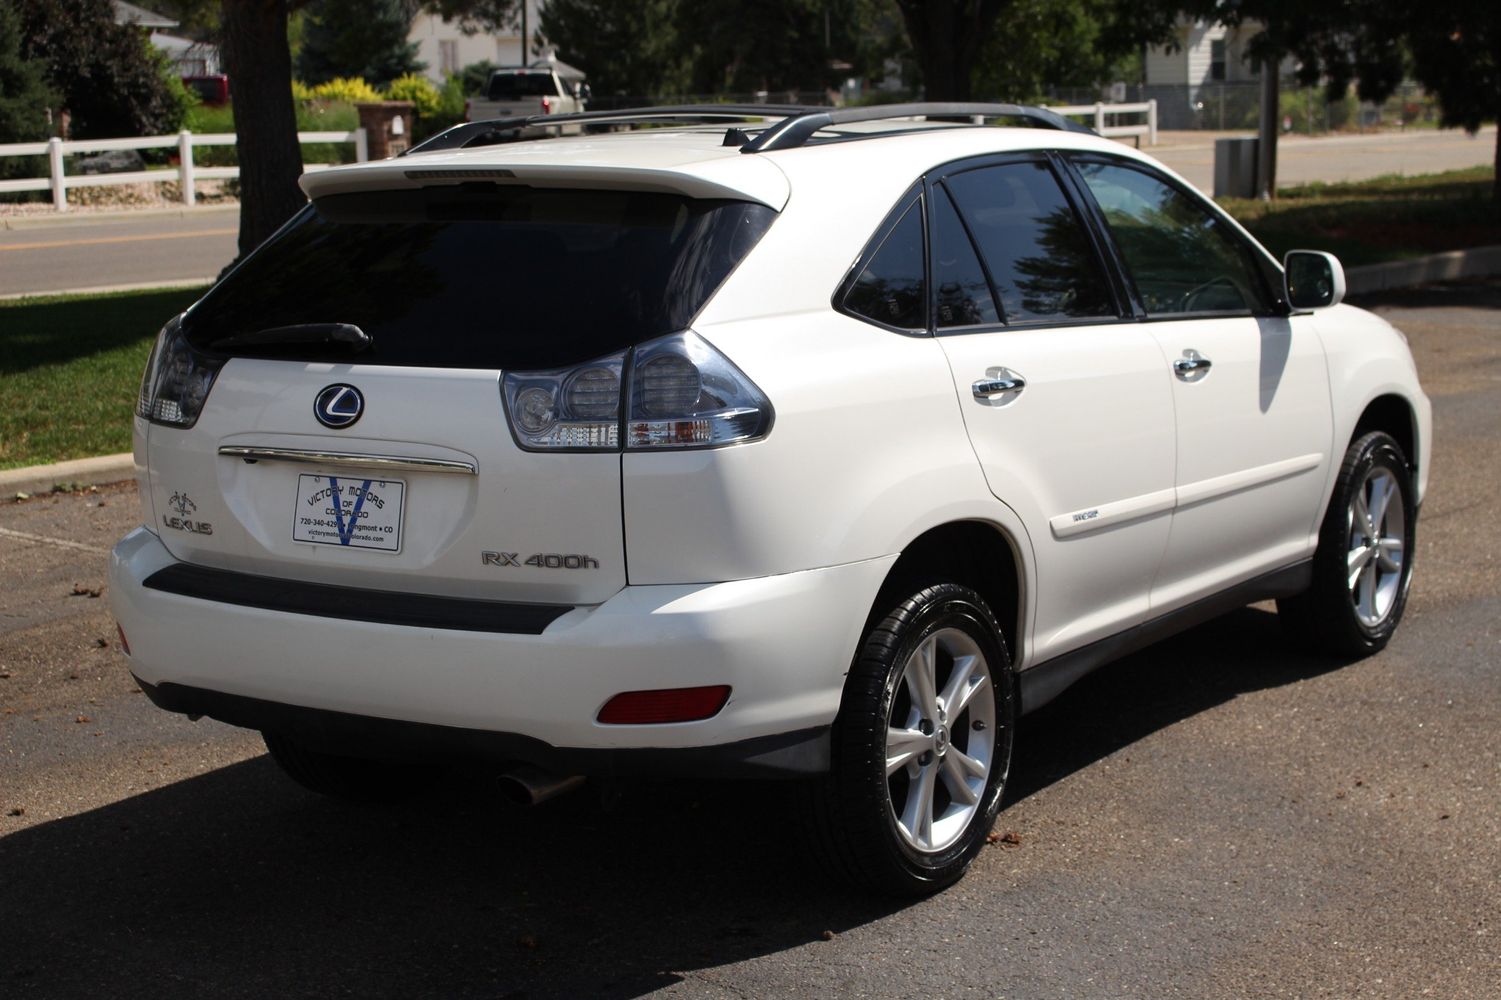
(138, 181, 775, 607)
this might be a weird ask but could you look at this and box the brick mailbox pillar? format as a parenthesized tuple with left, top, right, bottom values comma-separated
(354, 101, 417, 159)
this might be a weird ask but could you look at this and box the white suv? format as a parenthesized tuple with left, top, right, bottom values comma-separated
(111, 104, 1431, 895)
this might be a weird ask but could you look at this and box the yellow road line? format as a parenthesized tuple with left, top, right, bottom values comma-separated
(0, 228, 237, 252)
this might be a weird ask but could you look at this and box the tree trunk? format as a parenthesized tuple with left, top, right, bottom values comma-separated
(221, 0, 306, 258)
(896, 1, 1006, 103)
(1494, 120, 1499, 203)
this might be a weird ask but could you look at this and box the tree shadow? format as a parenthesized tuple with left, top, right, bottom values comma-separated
(1347, 276, 1501, 312)
(0, 607, 1349, 999)
(0, 287, 202, 375)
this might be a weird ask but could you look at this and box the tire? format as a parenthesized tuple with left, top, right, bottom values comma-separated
(262, 732, 435, 803)
(806, 582, 1016, 896)
(1278, 431, 1417, 657)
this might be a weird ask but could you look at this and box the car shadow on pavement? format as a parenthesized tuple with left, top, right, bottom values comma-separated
(1008, 604, 1348, 804)
(1, 606, 1347, 999)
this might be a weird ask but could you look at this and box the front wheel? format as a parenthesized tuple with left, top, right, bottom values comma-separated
(1279, 430, 1417, 657)
(806, 582, 1016, 896)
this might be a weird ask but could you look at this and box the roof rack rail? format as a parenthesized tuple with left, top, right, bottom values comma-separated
(406, 105, 814, 156)
(737, 102, 1093, 154)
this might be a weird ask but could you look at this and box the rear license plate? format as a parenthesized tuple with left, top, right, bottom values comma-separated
(293, 474, 405, 553)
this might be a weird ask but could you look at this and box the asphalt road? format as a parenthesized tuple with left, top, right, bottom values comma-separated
(0, 128, 1493, 299)
(0, 208, 236, 298)
(2, 284, 1499, 998)
(1152, 125, 1498, 192)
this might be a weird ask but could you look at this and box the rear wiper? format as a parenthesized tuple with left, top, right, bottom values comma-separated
(209, 323, 371, 353)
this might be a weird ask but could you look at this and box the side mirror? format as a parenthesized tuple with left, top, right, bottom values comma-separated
(1284, 250, 1346, 310)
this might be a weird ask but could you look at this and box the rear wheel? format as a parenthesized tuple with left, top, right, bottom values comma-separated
(1279, 431, 1416, 657)
(262, 732, 436, 802)
(807, 582, 1015, 896)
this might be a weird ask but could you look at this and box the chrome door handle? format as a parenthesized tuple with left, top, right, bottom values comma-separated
(972, 368, 1026, 401)
(1173, 350, 1212, 381)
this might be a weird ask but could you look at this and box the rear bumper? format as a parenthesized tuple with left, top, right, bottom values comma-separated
(110, 527, 895, 775)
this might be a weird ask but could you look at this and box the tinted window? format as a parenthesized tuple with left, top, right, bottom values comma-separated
(1075, 160, 1271, 316)
(842, 199, 926, 330)
(487, 72, 559, 100)
(182, 186, 776, 370)
(943, 161, 1114, 322)
(932, 185, 998, 329)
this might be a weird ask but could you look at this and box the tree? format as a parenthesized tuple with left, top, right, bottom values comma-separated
(538, 0, 689, 98)
(538, 0, 891, 99)
(297, 0, 424, 88)
(13, 0, 190, 138)
(218, 0, 514, 258)
(0, 2, 56, 145)
(971, 0, 1154, 100)
(893, 0, 1006, 102)
(221, 0, 306, 257)
(1394, 1, 1501, 201)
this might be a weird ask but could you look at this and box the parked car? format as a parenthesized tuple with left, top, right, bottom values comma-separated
(463, 61, 588, 133)
(182, 74, 230, 106)
(111, 104, 1430, 896)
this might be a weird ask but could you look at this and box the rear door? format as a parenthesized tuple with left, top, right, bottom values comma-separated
(925, 156, 1178, 661)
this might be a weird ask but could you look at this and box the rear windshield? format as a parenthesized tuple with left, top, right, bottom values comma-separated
(487, 72, 559, 100)
(183, 186, 776, 370)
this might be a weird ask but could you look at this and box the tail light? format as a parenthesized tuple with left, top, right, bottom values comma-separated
(541, 97, 552, 114)
(137, 315, 225, 429)
(500, 331, 772, 453)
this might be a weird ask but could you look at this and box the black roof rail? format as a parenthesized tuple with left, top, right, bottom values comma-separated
(403, 102, 1096, 158)
(737, 102, 1094, 154)
(406, 105, 815, 156)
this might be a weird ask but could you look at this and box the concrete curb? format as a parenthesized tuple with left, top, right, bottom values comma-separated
(2, 453, 134, 497)
(1345, 245, 1501, 295)
(1, 204, 238, 231)
(0, 278, 215, 302)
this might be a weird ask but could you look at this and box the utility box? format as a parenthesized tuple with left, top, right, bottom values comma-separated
(1213, 137, 1259, 199)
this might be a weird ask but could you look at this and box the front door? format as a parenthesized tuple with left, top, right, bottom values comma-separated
(1067, 156, 1334, 613)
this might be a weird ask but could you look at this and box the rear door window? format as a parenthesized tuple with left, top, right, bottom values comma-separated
(182, 186, 776, 370)
(942, 161, 1115, 323)
(931, 184, 998, 329)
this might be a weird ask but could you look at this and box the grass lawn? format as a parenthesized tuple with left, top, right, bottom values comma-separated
(1224, 167, 1501, 268)
(0, 286, 207, 471)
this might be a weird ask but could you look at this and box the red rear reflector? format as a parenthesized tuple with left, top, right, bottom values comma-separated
(597, 685, 731, 725)
(116, 623, 131, 656)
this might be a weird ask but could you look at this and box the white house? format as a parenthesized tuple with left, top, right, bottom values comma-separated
(409, 0, 547, 84)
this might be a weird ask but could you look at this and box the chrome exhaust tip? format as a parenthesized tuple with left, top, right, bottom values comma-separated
(497, 765, 585, 806)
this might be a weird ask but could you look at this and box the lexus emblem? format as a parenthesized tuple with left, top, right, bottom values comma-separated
(313, 384, 364, 429)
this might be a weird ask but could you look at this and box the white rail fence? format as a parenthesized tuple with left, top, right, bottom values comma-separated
(0, 129, 368, 211)
(1045, 100, 1158, 146)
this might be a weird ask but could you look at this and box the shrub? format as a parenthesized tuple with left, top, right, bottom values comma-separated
(308, 76, 382, 103)
(383, 73, 441, 118)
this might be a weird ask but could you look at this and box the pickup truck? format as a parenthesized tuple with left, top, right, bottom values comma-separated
(464, 64, 589, 129)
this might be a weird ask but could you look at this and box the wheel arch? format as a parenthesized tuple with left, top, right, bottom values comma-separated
(867, 519, 1030, 672)
(1351, 392, 1418, 475)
